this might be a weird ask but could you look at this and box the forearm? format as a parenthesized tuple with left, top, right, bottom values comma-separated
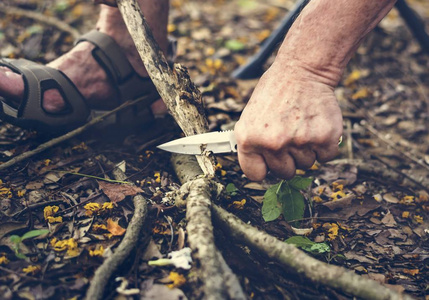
(275, 0, 397, 86)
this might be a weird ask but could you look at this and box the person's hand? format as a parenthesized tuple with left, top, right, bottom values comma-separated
(94, 0, 117, 7)
(234, 62, 343, 181)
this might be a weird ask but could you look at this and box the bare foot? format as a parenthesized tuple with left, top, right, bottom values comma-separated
(0, 3, 169, 116)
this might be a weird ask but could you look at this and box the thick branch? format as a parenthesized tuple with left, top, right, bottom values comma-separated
(172, 154, 246, 300)
(116, 0, 215, 175)
(172, 154, 413, 300)
(212, 204, 413, 300)
(85, 161, 149, 300)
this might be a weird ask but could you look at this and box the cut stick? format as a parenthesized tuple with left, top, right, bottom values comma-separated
(116, 0, 216, 175)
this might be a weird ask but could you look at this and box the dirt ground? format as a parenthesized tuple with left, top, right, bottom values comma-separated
(0, 0, 429, 299)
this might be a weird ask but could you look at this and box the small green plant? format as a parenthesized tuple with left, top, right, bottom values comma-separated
(262, 176, 312, 224)
(10, 229, 49, 259)
(225, 183, 239, 197)
(285, 236, 330, 255)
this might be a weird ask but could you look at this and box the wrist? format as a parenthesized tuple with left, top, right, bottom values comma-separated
(270, 55, 342, 89)
(272, 54, 344, 88)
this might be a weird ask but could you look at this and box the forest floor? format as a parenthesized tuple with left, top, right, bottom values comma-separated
(0, 0, 429, 299)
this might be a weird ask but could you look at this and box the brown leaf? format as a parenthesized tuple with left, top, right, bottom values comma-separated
(107, 218, 126, 236)
(402, 269, 419, 276)
(98, 181, 143, 203)
(381, 212, 397, 227)
(322, 194, 355, 210)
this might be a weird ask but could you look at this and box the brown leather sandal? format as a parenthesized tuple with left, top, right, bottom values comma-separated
(0, 30, 175, 133)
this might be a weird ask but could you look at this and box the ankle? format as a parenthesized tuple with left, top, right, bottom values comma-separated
(96, 5, 168, 77)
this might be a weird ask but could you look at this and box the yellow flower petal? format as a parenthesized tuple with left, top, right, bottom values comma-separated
(23, 265, 41, 274)
(0, 256, 9, 265)
(167, 271, 186, 289)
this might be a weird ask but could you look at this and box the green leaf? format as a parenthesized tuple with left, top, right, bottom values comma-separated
(9, 235, 21, 244)
(262, 183, 282, 222)
(238, 0, 258, 9)
(226, 183, 239, 196)
(279, 186, 305, 223)
(55, 0, 70, 12)
(25, 25, 43, 35)
(21, 229, 49, 241)
(225, 39, 245, 51)
(308, 242, 330, 254)
(288, 176, 313, 191)
(285, 236, 330, 254)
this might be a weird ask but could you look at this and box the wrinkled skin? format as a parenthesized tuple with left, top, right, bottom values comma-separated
(0, 0, 397, 182)
(235, 63, 343, 181)
(234, 0, 396, 181)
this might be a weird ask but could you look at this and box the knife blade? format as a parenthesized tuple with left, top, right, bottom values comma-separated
(157, 130, 237, 155)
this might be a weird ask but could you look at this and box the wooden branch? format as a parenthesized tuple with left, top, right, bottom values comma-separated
(185, 177, 228, 299)
(85, 160, 150, 300)
(0, 4, 81, 39)
(0, 99, 148, 171)
(172, 154, 413, 299)
(212, 204, 414, 300)
(115, 0, 216, 176)
(172, 154, 246, 300)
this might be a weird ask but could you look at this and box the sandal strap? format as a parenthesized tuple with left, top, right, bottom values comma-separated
(0, 58, 89, 130)
(76, 30, 159, 108)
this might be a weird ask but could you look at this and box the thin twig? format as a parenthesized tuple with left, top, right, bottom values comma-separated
(345, 119, 354, 160)
(0, 266, 52, 282)
(0, 98, 148, 171)
(363, 121, 429, 172)
(67, 172, 132, 184)
(0, 4, 81, 39)
(328, 158, 429, 191)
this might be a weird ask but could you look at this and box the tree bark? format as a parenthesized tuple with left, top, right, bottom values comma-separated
(172, 154, 246, 300)
(116, 0, 216, 175)
(85, 159, 150, 300)
(212, 204, 414, 300)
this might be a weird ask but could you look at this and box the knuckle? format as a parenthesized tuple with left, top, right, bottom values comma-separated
(292, 135, 311, 147)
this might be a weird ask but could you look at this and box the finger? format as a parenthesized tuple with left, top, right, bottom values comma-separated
(263, 151, 296, 179)
(289, 147, 317, 170)
(238, 151, 268, 181)
(314, 141, 340, 162)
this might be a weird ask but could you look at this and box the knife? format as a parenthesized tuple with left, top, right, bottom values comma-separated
(157, 130, 237, 155)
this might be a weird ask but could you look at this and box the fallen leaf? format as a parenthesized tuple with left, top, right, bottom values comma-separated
(322, 194, 355, 210)
(98, 181, 143, 203)
(243, 182, 266, 190)
(381, 212, 397, 227)
(344, 251, 374, 263)
(43, 172, 63, 184)
(402, 269, 419, 276)
(383, 193, 399, 203)
(107, 218, 126, 236)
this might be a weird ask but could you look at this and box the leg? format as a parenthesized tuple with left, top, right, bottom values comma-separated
(0, 0, 169, 116)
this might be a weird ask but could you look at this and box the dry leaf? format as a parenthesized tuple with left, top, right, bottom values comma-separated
(98, 181, 143, 203)
(107, 218, 126, 236)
